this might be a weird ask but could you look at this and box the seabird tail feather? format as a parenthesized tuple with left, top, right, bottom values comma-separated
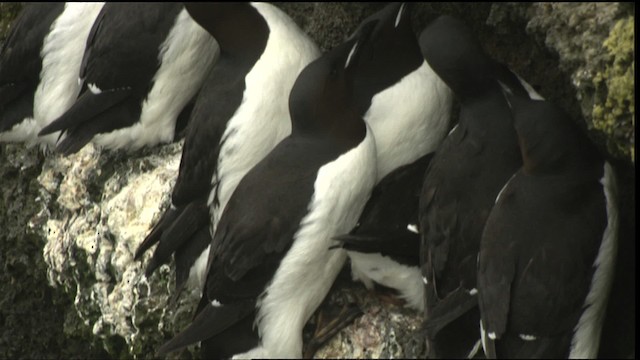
(424, 286, 478, 339)
(134, 206, 180, 262)
(140, 201, 209, 277)
(38, 87, 131, 136)
(480, 320, 497, 359)
(173, 226, 211, 296)
(157, 299, 254, 356)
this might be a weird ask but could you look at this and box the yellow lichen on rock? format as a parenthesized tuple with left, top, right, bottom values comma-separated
(592, 16, 635, 162)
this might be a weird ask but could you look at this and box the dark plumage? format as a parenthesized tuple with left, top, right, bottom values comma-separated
(0, 3, 65, 135)
(418, 15, 535, 358)
(134, 2, 320, 297)
(157, 19, 378, 359)
(477, 93, 617, 359)
(38, 2, 217, 154)
(334, 155, 433, 268)
(331, 2, 453, 312)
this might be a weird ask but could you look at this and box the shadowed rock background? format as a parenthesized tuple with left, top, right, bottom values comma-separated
(0, 3, 634, 359)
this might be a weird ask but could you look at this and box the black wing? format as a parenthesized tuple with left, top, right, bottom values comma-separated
(37, 3, 183, 153)
(79, 3, 182, 92)
(135, 56, 249, 286)
(159, 136, 342, 354)
(418, 89, 522, 358)
(478, 171, 607, 358)
(172, 57, 247, 206)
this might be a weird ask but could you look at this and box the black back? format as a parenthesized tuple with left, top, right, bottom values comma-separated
(174, 2, 270, 206)
(158, 22, 375, 357)
(134, 2, 271, 290)
(80, 3, 183, 95)
(349, 2, 424, 115)
(36, 3, 186, 152)
(0, 2, 65, 132)
(418, 15, 524, 358)
(478, 96, 607, 358)
(209, 22, 373, 297)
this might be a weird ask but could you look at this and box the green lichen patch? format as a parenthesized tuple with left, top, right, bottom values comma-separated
(592, 16, 635, 162)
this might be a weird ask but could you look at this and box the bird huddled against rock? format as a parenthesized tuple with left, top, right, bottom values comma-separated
(0, 2, 104, 148)
(134, 2, 322, 300)
(418, 14, 545, 358)
(477, 89, 618, 359)
(157, 14, 379, 359)
(0, 3, 630, 359)
(37, 2, 218, 154)
(331, 2, 453, 314)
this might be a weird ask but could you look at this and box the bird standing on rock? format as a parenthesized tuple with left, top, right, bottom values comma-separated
(134, 2, 321, 298)
(417, 15, 538, 358)
(157, 19, 378, 359)
(1, 3, 65, 142)
(1, 3, 104, 148)
(477, 91, 618, 359)
(38, 2, 218, 154)
(330, 2, 452, 312)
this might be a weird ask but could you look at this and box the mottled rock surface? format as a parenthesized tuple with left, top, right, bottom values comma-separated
(0, 2, 634, 359)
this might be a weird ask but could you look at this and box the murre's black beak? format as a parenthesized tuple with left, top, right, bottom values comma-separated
(359, 2, 410, 33)
(343, 19, 377, 71)
(498, 80, 516, 110)
(390, 3, 410, 30)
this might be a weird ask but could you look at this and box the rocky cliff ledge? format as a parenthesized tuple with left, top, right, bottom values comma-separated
(0, 3, 634, 359)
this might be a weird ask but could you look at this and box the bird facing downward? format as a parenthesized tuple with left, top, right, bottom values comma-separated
(417, 14, 537, 358)
(332, 2, 453, 313)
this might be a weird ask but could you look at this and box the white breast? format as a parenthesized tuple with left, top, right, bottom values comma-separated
(189, 3, 321, 289)
(93, 8, 219, 150)
(209, 3, 321, 224)
(37, 2, 106, 147)
(364, 60, 452, 181)
(243, 126, 377, 358)
(0, 3, 105, 148)
(569, 162, 619, 358)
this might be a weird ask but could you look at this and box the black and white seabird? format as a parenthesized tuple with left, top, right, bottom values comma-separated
(1, 3, 104, 147)
(134, 2, 321, 296)
(156, 21, 378, 358)
(1, 3, 65, 141)
(38, 2, 218, 155)
(330, 2, 452, 311)
(353, 3, 452, 182)
(477, 92, 618, 358)
(417, 15, 540, 358)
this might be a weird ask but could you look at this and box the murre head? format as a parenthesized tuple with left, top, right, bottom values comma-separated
(289, 21, 377, 145)
(503, 91, 602, 175)
(184, 2, 268, 61)
(348, 3, 423, 114)
(419, 15, 495, 100)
